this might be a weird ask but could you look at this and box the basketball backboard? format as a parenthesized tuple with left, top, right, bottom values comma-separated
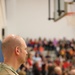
(54, 0, 67, 21)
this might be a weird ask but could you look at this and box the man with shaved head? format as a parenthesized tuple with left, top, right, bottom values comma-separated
(54, 66, 62, 75)
(0, 34, 28, 75)
(69, 69, 75, 75)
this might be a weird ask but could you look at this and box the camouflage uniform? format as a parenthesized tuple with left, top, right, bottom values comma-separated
(0, 63, 19, 75)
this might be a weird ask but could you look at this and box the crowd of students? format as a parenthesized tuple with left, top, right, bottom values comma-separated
(18, 37, 75, 75)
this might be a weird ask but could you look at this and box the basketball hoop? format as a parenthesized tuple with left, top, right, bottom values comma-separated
(66, 12, 75, 15)
(65, 0, 75, 27)
(66, 12, 75, 26)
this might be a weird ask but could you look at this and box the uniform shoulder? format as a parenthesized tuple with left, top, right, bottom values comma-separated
(0, 63, 17, 75)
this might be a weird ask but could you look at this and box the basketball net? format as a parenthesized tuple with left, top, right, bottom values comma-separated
(65, 1, 75, 27)
(66, 12, 75, 26)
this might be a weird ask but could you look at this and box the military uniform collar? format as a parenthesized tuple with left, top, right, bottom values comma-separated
(1, 63, 19, 75)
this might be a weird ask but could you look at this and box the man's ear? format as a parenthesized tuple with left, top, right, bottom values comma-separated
(15, 46, 20, 55)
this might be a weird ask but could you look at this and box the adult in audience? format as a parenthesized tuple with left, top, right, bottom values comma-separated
(54, 66, 62, 75)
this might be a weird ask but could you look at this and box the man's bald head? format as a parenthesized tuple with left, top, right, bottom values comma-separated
(54, 66, 62, 75)
(2, 34, 25, 58)
(69, 69, 75, 75)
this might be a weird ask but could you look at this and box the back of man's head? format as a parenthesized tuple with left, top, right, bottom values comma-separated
(54, 66, 62, 75)
(69, 69, 75, 75)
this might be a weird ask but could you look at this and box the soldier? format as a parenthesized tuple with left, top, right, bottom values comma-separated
(0, 34, 28, 75)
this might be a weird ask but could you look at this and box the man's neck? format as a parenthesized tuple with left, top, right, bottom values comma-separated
(4, 59, 20, 71)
